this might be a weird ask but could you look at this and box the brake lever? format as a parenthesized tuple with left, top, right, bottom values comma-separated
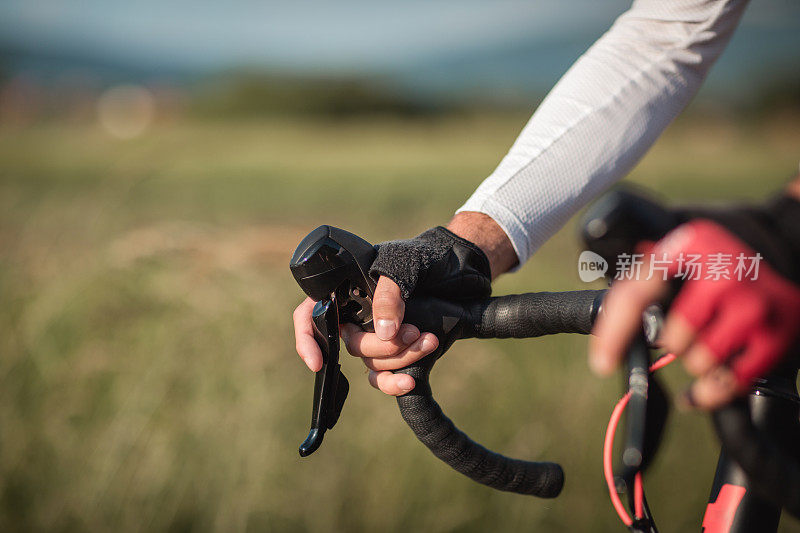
(619, 331, 649, 484)
(299, 295, 350, 457)
(290, 225, 377, 457)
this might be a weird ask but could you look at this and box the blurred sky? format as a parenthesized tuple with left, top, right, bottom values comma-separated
(0, 1, 633, 70)
(1, 0, 798, 99)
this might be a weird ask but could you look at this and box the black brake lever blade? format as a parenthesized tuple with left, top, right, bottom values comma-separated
(617, 331, 650, 487)
(299, 295, 349, 457)
(640, 372, 669, 473)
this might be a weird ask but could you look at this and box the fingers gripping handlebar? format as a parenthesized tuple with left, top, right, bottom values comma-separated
(290, 225, 604, 497)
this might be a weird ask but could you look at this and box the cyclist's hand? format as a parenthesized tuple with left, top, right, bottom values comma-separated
(293, 213, 516, 396)
(353, 214, 518, 395)
(589, 219, 800, 410)
(293, 277, 433, 395)
(293, 214, 514, 395)
(343, 273, 438, 396)
(354, 221, 497, 394)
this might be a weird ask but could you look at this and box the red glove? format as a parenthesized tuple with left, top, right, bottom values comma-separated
(653, 219, 800, 388)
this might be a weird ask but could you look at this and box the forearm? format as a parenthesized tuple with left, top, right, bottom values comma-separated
(458, 0, 749, 266)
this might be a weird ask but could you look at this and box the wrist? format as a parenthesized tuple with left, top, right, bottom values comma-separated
(447, 212, 518, 279)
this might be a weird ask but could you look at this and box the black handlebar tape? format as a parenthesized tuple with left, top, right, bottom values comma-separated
(473, 290, 605, 339)
(397, 382, 564, 497)
(394, 290, 605, 497)
(713, 400, 800, 518)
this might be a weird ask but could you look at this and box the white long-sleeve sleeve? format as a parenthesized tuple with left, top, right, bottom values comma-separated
(456, 0, 749, 265)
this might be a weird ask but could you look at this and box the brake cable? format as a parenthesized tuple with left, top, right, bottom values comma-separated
(604, 353, 677, 529)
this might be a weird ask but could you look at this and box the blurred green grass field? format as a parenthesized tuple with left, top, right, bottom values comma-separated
(0, 112, 798, 532)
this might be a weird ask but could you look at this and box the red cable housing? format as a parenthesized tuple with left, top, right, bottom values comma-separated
(603, 353, 676, 527)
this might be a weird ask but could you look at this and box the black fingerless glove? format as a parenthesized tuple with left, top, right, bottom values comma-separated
(369, 226, 492, 301)
(676, 193, 800, 285)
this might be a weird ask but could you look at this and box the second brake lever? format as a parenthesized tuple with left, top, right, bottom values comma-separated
(582, 186, 678, 487)
(619, 331, 650, 484)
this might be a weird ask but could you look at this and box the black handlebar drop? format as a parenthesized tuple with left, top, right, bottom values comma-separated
(396, 383, 564, 497)
(393, 290, 604, 497)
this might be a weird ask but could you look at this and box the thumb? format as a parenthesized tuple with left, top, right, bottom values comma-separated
(373, 276, 405, 341)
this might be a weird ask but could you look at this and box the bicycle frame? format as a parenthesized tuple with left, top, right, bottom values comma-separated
(701, 367, 800, 533)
